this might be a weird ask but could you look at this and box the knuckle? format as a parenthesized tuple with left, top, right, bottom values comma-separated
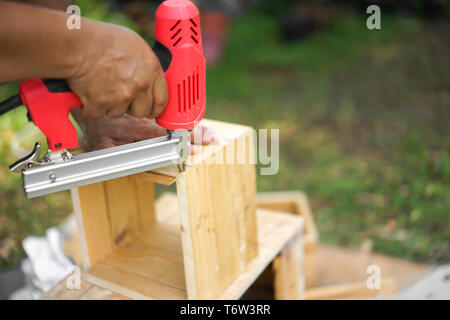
(150, 59, 160, 70)
(154, 92, 168, 109)
(132, 109, 148, 118)
(133, 103, 150, 118)
(107, 109, 123, 118)
(149, 60, 162, 75)
(120, 90, 133, 103)
(95, 96, 109, 107)
(135, 78, 150, 91)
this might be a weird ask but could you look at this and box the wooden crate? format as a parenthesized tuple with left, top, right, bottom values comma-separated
(65, 119, 305, 300)
(44, 199, 304, 300)
(256, 191, 318, 288)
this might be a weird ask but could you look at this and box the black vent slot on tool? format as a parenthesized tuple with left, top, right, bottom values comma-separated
(190, 19, 199, 44)
(171, 20, 182, 47)
(177, 67, 200, 113)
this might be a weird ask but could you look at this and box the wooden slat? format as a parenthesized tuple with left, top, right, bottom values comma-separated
(256, 191, 318, 288)
(103, 177, 138, 245)
(257, 191, 318, 249)
(130, 175, 156, 231)
(136, 171, 177, 186)
(176, 122, 258, 299)
(78, 284, 129, 300)
(41, 276, 92, 300)
(273, 232, 304, 299)
(85, 264, 186, 300)
(155, 192, 180, 227)
(305, 278, 396, 300)
(216, 209, 303, 299)
(71, 184, 113, 269)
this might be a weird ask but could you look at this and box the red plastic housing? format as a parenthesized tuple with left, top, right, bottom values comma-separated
(19, 79, 81, 151)
(155, 0, 206, 130)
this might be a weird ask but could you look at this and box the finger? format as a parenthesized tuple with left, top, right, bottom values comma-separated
(189, 126, 217, 145)
(190, 145, 200, 154)
(132, 118, 167, 141)
(82, 103, 107, 119)
(105, 102, 130, 118)
(89, 137, 116, 151)
(202, 127, 217, 144)
(129, 92, 152, 118)
(149, 72, 168, 118)
(137, 119, 167, 138)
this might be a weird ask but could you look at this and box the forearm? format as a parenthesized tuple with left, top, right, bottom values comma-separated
(12, 0, 73, 11)
(0, 1, 86, 82)
(0, 1, 168, 119)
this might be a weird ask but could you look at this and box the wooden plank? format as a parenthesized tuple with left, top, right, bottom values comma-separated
(85, 265, 186, 300)
(129, 175, 156, 233)
(305, 278, 396, 300)
(155, 192, 179, 228)
(176, 121, 258, 299)
(41, 272, 129, 300)
(149, 119, 256, 178)
(273, 232, 304, 300)
(176, 172, 201, 299)
(78, 286, 129, 300)
(103, 176, 154, 242)
(295, 193, 319, 248)
(41, 276, 92, 300)
(98, 251, 185, 290)
(72, 175, 157, 269)
(216, 209, 303, 300)
(256, 191, 318, 288)
(71, 184, 113, 269)
(314, 244, 429, 287)
(61, 214, 83, 266)
(103, 177, 138, 245)
(84, 220, 186, 299)
(257, 191, 318, 249)
(149, 164, 180, 181)
(136, 171, 177, 186)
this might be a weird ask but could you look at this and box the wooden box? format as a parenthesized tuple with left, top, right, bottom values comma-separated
(66, 119, 304, 300)
(256, 191, 318, 288)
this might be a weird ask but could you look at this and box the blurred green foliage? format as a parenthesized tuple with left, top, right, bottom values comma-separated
(0, 2, 449, 270)
(207, 7, 449, 263)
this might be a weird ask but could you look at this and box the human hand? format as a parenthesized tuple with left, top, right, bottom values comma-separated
(72, 110, 216, 153)
(67, 21, 167, 119)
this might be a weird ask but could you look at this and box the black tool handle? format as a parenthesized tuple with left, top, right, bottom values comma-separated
(0, 94, 22, 116)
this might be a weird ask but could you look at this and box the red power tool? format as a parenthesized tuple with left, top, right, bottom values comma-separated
(154, 0, 206, 130)
(0, 0, 206, 154)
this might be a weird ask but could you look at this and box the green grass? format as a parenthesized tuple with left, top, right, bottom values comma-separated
(0, 4, 449, 269)
(205, 9, 449, 263)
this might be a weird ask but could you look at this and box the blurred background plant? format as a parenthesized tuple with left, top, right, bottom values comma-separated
(0, 0, 449, 270)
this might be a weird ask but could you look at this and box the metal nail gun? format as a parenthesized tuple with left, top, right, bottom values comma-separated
(0, 0, 206, 198)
